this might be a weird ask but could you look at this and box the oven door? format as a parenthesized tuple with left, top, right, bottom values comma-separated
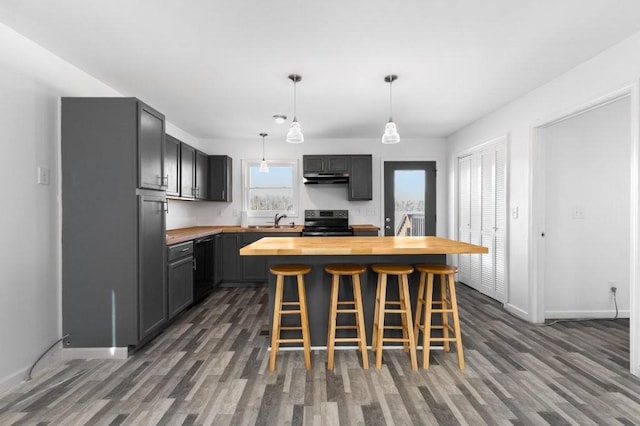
(302, 230, 354, 237)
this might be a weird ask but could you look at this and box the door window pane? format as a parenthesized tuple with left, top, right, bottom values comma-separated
(394, 170, 425, 236)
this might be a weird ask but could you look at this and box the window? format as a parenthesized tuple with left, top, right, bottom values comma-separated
(242, 159, 299, 217)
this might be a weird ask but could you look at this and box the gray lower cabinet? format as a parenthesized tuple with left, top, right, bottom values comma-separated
(353, 230, 378, 236)
(214, 234, 223, 285)
(220, 232, 300, 285)
(167, 241, 194, 319)
(61, 97, 167, 349)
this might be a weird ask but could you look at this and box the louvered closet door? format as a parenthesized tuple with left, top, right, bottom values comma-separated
(457, 139, 507, 303)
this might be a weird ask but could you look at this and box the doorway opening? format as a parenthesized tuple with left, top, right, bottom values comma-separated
(532, 85, 639, 377)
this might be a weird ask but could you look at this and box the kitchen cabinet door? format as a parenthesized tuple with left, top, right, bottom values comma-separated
(214, 234, 223, 285)
(180, 143, 195, 199)
(139, 193, 168, 340)
(165, 135, 180, 196)
(195, 150, 209, 200)
(209, 155, 233, 202)
(303, 155, 348, 173)
(348, 155, 372, 200)
(138, 103, 166, 190)
(168, 255, 194, 319)
(221, 234, 240, 282)
(240, 233, 267, 282)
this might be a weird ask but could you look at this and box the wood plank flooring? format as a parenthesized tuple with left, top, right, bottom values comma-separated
(1, 284, 638, 425)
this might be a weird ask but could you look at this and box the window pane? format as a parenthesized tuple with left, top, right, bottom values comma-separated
(394, 170, 425, 236)
(243, 159, 298, 217)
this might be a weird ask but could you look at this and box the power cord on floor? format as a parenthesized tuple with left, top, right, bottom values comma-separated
(540, 288, 619, 326)
(25, 333, 70, 381)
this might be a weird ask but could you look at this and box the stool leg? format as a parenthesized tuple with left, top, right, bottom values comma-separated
(371, 273, 382, 352)
(398, 277, 409, 353)
(375, 273, 387, 369)
(400, 273, 418, 371)
(352, 274, 369, 369)
(269, 274, 284, 372)
(413, 271, 426, 348)
(448, 275, 465, 370)
(297, 274, 312, 370)
(327, 274, 340, 370)
(423, 272, 435, 369)
(440, 274, 451, 353)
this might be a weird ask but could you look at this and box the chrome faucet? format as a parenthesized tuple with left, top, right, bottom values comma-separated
(274, 213, 288, 228)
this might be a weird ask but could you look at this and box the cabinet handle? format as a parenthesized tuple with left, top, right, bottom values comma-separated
(221, 190, 225, 199)
(163, 175, 169, 186)
(180, 248, 190, 252)
(193, 258, 197, 270)
(162, 202, 169, 213)
(192, 187, 197, 196)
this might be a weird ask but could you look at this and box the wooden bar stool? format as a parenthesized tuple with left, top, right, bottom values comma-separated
(269, 264, 312, 371)
(325, 263, 369, 370)
(371, 264, 417, 371)
(413, 264, 464, 369)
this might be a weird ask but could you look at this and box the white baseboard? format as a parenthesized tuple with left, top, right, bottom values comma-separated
(62, 347, 128, 360)
(505, 303, 530, 321)
(544, 310, 630, 320)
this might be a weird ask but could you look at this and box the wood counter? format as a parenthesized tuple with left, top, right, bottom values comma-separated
(239, 236, 488, 256)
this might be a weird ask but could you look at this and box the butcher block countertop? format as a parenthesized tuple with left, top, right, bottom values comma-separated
(239, 236, 488, 256)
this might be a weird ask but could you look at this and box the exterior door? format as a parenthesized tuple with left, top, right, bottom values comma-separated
(383, 161, 436, 236)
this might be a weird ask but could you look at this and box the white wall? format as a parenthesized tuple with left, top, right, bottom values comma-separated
(0, 22, 196, 393)
(542, 97, 630, 318)
(447, 30, 640, 320)
(166, 137, 449, 236)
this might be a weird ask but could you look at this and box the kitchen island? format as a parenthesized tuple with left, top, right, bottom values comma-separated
(240, 236, 487, 347)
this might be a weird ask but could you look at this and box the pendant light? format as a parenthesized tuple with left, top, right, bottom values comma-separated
(259, 133, 269, 173)
(286, 74, 304, 143)
(382, 74, 400, 144)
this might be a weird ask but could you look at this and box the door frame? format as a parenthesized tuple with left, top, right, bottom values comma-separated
(380, 156, 447, 238)
(531, 82, 640, 377)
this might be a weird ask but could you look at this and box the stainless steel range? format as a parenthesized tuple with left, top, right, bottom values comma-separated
(302, 209, 353, 236)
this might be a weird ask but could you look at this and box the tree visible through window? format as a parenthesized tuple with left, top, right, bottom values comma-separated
(242, 160, 298, 217)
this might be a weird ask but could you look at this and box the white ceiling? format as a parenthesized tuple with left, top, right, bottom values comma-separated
(3, 1, 640, 141)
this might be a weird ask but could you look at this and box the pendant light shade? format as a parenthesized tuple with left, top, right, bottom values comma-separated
(259, 133, 269, 173)
(286, 74, 304, 143)
(382, 74, 400, 144)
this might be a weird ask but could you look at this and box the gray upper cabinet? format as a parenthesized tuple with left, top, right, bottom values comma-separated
(138, 103, 166, 190)
(209, 155, 233, 202)
(165, 134, 180, 196)
(349, 155, 373, 201)
(61, 97, 167, 349)
(303, 155, 349, 173)
(195, 150, 208, 200)
(180, 143, 195, 199)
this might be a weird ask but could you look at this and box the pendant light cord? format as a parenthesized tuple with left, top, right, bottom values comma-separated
(293, 80, 297, 121)
(389, 80, 393, 121)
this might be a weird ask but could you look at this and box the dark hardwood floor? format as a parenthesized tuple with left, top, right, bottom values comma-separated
(1, 284, 638, 425)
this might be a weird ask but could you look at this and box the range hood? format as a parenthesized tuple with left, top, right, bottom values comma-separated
(303, 171, 350, 184)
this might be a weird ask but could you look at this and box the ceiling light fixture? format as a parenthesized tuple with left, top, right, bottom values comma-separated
(273, 114, 287, 124)
(259, 133, 269, 173)
(382, 74, 400, 144)
(286, 74, 304, 143)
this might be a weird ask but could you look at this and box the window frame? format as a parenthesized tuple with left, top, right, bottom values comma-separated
(241, 158, 299, 218)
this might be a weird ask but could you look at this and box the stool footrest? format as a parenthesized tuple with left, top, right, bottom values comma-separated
(336, 325, 358, 330)
(334, 337, 363, 343)
(280, 326, 303, 331)
(281, 302, 301, 306)
(337, 301, 355, 305)
(277, 338, 304, 344)
(336, 309, 358, 314)
(280, 310, 302, 315)
(382, 337, 411, 343)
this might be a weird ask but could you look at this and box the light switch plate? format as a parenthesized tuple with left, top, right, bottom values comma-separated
(37, 166, 50, 185)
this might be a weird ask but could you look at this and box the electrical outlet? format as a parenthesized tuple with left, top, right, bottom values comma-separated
(608, 281, 617, 296)
(37, 166, 50, 185)
(572, 206, 585, 219)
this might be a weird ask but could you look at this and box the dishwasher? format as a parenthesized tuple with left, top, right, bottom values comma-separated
(193, 236, 215, 302)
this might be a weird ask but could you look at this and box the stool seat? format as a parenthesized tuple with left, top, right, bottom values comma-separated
(325, 263, 369, 370)
(269, 264, 312, 371)
(372, 264, 414, 275)
(371, 263, 418, 371)
(415, 264, 458, 274)
(413, 264, 464, 369)
(270, 264, 312, 276)
(325, 263, 367, 275)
